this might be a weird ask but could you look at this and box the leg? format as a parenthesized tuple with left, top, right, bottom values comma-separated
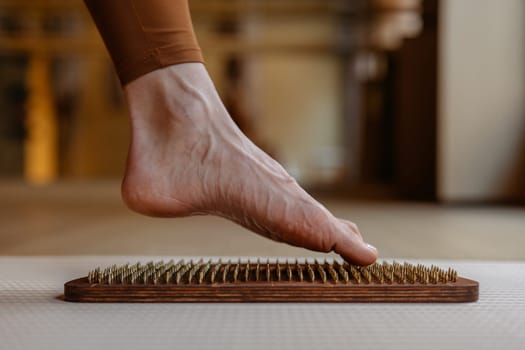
(85, 0, 378, 265)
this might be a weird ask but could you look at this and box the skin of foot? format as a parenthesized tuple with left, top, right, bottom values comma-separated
(121, 63, 378, 265)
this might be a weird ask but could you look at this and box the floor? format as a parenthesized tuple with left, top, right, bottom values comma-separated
(1, 180, 524, 260)
(3, 257, 524, 350)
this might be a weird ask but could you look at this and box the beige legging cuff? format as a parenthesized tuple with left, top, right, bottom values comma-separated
(84, 0, 204, 85)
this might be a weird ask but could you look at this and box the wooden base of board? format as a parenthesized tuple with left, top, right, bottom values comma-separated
(64, 260, 479, 303)
(64, 277, 478, 303)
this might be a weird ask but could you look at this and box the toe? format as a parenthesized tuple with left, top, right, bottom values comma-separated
(331, 220, 378, 265)
(282, 202, 378, 266)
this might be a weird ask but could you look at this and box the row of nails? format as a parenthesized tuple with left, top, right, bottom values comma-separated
(87, 260, 457, 285)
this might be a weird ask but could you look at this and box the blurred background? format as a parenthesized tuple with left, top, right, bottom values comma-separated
(1, 0, 524, 260)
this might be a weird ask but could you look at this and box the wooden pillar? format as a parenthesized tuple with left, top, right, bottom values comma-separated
(24, 54, 58, 184)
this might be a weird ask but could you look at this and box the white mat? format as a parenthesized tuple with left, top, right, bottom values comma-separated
(0, 257, 524, 350)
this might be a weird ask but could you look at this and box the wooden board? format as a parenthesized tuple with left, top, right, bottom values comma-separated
(63, 260, 479, 303)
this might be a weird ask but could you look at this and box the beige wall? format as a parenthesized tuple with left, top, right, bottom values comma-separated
(438, 0, 525, 201)
(249, 16, 343, 185)
(197, 14, 346, 185)
(253, 54, 343, 184)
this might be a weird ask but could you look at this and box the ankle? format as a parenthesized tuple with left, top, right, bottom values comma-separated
(126, 64, 223, 131)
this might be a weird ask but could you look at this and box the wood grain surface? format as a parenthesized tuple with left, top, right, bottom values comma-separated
(64, 277, 479, 303)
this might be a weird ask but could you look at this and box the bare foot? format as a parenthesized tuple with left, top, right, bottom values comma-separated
(121, 63, 378, 265)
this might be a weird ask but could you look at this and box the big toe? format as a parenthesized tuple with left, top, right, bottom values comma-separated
(331, 220, 378, 265)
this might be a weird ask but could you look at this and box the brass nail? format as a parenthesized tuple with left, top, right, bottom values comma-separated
(211, 262, 221, 284)
(233, 262, 240, 283)
(349, 265, 361, 284)
(315, 260, 327, 283)
(286, 262, 293, 281)
(187, 259, 202, 284)
(360, 266, 371, 284)
(296, 261, 303, 282)
(153, 272, 159, 285)
(306, 262, 315, 282)
(175, 264, 191, 284)
(334, 261, 349, 283)
(198, 261, 211, 284)
(222, 261, 231, 283)
(244, 263, 250, 282)
(326, 263, 338, 283)
(255, 260, 260, 282)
